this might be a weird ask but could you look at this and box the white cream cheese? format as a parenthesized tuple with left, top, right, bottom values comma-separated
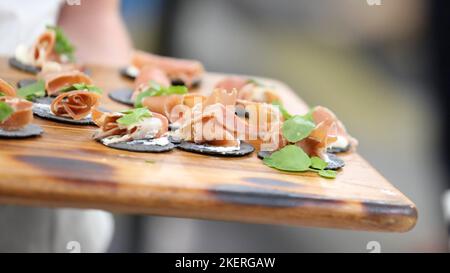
(126, 66, 140, 78)
(329, 135, 349, 149)
(195, 140, 241, 153)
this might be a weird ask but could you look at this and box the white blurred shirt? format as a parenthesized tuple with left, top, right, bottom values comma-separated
(0, 0, 63, 55)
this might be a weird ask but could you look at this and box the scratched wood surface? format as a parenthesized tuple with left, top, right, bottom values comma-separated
(0, 57, 417, 232)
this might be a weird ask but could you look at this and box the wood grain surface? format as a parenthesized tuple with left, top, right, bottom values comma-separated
(0, 57, 417, 232)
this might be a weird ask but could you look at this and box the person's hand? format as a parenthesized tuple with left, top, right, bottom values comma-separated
(58, 0, 133, 67)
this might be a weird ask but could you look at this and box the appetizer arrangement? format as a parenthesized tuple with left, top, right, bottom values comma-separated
(0, 79, 43, 138)
(92, 107, 176, 153)
(6, 25, 359, 180)
(110, 51, 204, 105)
(16, 62, 102, 125)
(10, 26, 77, 74)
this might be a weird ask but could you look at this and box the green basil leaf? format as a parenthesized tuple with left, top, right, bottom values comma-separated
(318, 169, 337, 179)
(0, 92, 5, 97)
(282, 115, 315, 143)
(59, 83, 102, 94)
(310, 156, 328, 170)
(17, 80, 46, 101)
(47, 25, 76, 62)
(134, 82, 187, 108)
(272, 101, 292, 120)
(117, 108, 152, 127)
(263, 145, 311, 172)
(0, 102, 14, 122)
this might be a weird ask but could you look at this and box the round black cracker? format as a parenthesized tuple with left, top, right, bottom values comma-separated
(171, 78, 202, 88)
(257, 151, 344, 170)
(0, 124, 43, 139)
(324, 153, 345, 170)
(108, 88, 134, 106)
(99, 139, 176, 153)
(17, 78, 37, 89)
(32, 104, 95, 125)
(9, 57, 40, 74)
(177, 141, 254, 157)
(120, 67, 136, 80)
(327, 144, 351, 154)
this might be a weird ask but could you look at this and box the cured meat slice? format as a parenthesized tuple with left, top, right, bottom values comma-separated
(0, 97, 33, 131)
(41, 71, 93, 96)
(51, 91, 100, 120)
(92, 109, 169, 142)
(132, 51, 204, 87)
(31, 30, 56, 67)
(0, 79, 16, 97)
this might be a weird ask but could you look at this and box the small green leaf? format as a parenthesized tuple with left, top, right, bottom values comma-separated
(17, 80, 46, 101)
(0, 92, 5, 97)
(59, 83, 102, 94)
(134, 82, 187, 108)
(282, 115, 315, 143)
(117, 108, 152, 127)
(247, 78, 263, 86)
(272, 101, 292, 120)
(0, 102, 14, 122)
(310, 156, 328, 170)
(318, 169, 337, 179)
(263, 145, 311, 172)
(47, 25, 76, 62)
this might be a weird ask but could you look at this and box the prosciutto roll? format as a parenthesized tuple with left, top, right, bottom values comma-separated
(0, 97, 33, 131)
(132, 51, 204, 87)
(51, 90, 101, 120)
(40, 71, 93, 96)
(0, 79, 16, 97)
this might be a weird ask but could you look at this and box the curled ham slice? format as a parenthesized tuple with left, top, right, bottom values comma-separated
(31, 30, 57, 67)
(131, 66, 171, 101)
(215, 77, 281, 104)
(177, 103, 248, 147)
(0, 97, 33, 131)
(311, 106, 358, 148)
(132, 51, 204, 87)
(40, 71, 93, 96)
(237, 100, 285, 151)
(50, 91, 100, 120)
(0, 79, 16, 97)
(92, 108, 168, 141)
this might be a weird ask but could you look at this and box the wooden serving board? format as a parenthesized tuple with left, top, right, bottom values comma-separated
(0, 57, 417, 232)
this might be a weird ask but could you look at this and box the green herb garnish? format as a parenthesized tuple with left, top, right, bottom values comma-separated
(318, 169, 337, 179)
(0, 102, 14, 122)
(47, 25, 76, 62)
(263, 145, 311, 172)
(272, 101, 292, 120)
(134, 81, 188, 108)
(0, 92, 5, 97)
(282, 115, 315, 143)
(247, 78, 263, 86)
(17, 80, 46, 101)
(58, 83, 102, 94)
(310, 156, 328, 170)
(117, 108, 152, 127)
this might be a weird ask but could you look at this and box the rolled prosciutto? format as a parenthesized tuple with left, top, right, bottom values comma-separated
(0, 97, 33, 131)
(51, 91, 101, 120)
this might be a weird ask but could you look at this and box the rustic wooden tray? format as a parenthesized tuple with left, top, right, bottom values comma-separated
(0, 57, 417, 232)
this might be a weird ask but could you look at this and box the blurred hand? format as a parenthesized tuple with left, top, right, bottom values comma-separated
(58, 0, 133, 67)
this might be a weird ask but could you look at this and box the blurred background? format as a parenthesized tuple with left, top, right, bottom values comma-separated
(106, 0, 448, 252)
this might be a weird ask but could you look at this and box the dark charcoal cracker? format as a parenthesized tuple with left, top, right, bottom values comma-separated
(32, 96, 54, 105)
(9, 57, 40, 74)
(0, 124, 43, 139)
(177, 141, 254, 157)
(168, 124, 179, 132)
(258, 151, 344, 170)
(327, 144, 351, 154)
(120, 67, 136, 80)
(100, 139, 176, 153)
(325, 153, 345, 170)
(171, 78, 202, 88)
(32, 104, 95, 125)
(108, 88, 134, 106)
(17, 79, 37, 89)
